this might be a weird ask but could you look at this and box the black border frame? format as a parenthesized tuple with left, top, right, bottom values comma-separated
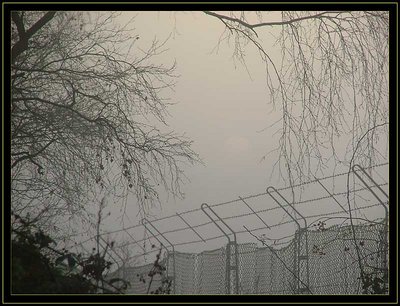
(2, 1, 398, 304)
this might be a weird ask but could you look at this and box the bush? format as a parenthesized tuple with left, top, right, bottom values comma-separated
(11, 214, 128, 294)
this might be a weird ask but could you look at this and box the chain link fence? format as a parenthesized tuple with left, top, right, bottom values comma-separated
(99, 163, 389, 294)
(108, 221, 387, 294)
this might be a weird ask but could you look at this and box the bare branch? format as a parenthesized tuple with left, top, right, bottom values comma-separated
(12, 11, 56, 63)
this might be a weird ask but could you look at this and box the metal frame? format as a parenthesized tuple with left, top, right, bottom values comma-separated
(176, 212, 206, 243)
(142, 218, 176, 294)
(125, 230, 146, 253)
(266, 186, 310, 294)
(313, 175, 348, 213)
(99, 236, 123, 270)
(352, 164, 388, 215)
(201, 203, 239, 294)
(352, 164, 389, 275)
(239, 196, 271, 230)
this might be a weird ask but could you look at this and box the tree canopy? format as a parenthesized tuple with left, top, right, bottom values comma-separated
(204, 11, 389, 187)
(11, 11, 199, 231)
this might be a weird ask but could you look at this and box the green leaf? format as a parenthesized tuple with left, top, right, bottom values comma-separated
(56, 253, 76, 268)
(67, 254, 77, 269)
(55, 254, 69, 266)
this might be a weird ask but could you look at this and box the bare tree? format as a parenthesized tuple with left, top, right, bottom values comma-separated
(11, 11, 199, 232)
(204, 11, 390, 294)
(204, 11, 389, 187)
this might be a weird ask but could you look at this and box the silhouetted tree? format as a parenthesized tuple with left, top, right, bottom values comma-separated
(204, 11, 389, 186)
(11, 11, 199, 232)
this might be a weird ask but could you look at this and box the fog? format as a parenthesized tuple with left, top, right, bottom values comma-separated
(104, 12, 281, 222)
(86, 12, 389, 260)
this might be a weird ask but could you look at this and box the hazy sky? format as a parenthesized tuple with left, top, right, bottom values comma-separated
(79, 11, 389, 260)
(113, 11, 283, 222)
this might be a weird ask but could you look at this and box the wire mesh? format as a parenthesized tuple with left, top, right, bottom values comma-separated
(195, 247, 227, 294)
(110, 258, 167, 294)
(109, 221, 388, 294)
(84, 163, 389, 295)
(173, 252, 197, 294)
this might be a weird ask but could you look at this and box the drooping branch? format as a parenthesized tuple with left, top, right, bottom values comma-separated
(204, 11, 348, 31)
(204, 11, 389, 186)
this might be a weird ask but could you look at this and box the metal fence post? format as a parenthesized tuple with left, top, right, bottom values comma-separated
(201, 203, 239, 294)
(352, 164, 389, 280)
(266, 186, 311, 294)
(142, 218, 176, 294)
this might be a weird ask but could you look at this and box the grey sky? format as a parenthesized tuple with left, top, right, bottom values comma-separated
(75, 11, 388, 261)
(9, 11, 390, 294)
(113, 11, 282, 222)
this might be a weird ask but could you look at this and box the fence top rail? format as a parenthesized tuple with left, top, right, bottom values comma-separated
(81, 162, 386, 237)
(201, 203, 237, 243)
(72, 163, 388, 252)
(266, 186, 307, 229)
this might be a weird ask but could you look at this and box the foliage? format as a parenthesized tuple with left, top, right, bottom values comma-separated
(134, 247, 172, 294)
(146, 248, 172, 294)
(361, 270, 388, 294)
(309, 217, 389, 294)
(11, 213, 130, 294)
